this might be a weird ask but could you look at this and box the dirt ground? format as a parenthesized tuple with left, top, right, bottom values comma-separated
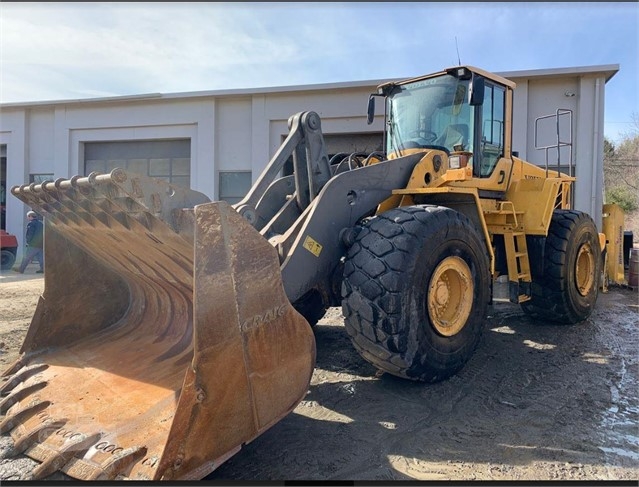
(0, 262, 637, 482)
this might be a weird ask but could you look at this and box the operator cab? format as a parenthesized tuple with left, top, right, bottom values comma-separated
(368, 66, 513, 180)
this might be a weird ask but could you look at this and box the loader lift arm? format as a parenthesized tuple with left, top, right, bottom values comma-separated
(234, 111, 332, 230)
(230, 111, 427, 315)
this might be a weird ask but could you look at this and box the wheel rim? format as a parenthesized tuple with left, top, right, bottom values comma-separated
(427, 256, 474, 337)
(575, 242, 595, 297)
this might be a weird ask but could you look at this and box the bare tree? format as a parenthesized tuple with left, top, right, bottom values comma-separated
(604, 112, 639, 211)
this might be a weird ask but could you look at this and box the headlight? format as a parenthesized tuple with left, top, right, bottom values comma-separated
(448, 154, 468, 169)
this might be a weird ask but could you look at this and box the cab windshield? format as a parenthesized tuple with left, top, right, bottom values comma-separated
(387, 74, 474, 155)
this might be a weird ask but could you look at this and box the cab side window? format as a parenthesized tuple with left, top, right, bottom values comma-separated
(480, 83, 506, 177)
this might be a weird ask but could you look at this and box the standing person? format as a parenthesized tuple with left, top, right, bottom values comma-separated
(15, 210, 44, 274)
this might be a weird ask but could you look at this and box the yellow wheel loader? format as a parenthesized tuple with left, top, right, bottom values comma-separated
(1, 66, 603, 480)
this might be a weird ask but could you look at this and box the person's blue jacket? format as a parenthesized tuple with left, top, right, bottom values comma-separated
(25, 219, 43, 248)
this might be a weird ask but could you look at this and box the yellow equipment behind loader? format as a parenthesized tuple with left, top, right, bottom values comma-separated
(1, 66, 603, 480)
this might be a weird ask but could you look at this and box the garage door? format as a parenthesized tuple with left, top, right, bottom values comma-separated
(84, 139, 191, 188)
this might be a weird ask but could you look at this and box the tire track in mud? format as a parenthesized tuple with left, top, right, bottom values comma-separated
(590, 288, 639, 470)
(213, 289, 639, 481)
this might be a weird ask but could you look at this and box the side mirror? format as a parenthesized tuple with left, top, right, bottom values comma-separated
(367, 95, 375, 125)
(469, 74, 485, 106)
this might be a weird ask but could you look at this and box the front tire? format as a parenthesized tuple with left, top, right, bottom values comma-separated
(293, 289, 327, 327)
(1, 249, 16, 270)
(521, 210, 601, 324)
(341, 205, 491, 382)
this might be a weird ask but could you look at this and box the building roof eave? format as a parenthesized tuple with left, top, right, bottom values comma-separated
(0, 64, 621, 109)
(497, 64, 620, 84)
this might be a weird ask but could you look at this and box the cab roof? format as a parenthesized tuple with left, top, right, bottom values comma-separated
(378, 65, 517, 92)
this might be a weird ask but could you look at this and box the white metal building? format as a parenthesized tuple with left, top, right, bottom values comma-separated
(0, 64, 619, 253)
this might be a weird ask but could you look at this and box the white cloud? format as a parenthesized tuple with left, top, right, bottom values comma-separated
(0, 1, 636, 143)
(1, 3, 298, 69)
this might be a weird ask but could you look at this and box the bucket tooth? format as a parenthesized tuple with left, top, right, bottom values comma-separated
(81, 446, 148, 481)
(0, 400, 50, 435)
(12, 419, 66, 455)
(0, 381, 48, 414)
(0, 364, 49, 395)
(0, 358, 28, 380)
(31, 432, 103, 480)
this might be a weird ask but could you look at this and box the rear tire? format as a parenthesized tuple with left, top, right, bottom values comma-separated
(293, 290, 327, 327)
(1, 249, 16, 270)
(521, 210, 601, 324)
(341, 205, 491, 382)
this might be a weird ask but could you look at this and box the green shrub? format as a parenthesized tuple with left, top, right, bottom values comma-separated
(606, 186, 638, 213)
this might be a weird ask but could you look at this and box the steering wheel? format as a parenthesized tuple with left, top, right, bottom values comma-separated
(408, 131, 437, 144)
(400, 140, 450, 154)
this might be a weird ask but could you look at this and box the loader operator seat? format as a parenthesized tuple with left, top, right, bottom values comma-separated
(436, 124, 469, 152)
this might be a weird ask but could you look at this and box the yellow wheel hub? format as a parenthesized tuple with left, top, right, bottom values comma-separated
(575, 243, 595, 296)
(427, 256, 474, 337)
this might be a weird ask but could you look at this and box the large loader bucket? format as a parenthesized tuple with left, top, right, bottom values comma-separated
(1, 170, 316, 480)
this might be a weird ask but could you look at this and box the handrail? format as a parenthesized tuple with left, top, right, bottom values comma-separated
(534, 108, 573, 179)
(534, 109, 574, 207)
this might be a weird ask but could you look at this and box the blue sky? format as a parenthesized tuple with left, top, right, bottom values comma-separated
(0, 2, 637, 143)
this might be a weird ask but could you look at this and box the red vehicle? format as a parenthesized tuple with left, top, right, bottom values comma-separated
(1, 229, 18, 270)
